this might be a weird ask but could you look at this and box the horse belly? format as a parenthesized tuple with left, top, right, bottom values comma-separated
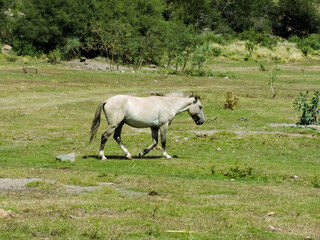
(124, 115, 159, 128)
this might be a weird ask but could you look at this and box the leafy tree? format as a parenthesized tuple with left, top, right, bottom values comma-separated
(211, 0, 275, 33)
(272, 0, 320, 38)
(0, 0, 9, 43)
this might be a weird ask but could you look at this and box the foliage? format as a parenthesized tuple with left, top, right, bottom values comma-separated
(2, 0, 320, 64)
(1, 58, 320, 239)
(239, 28, 278, 50)
(212, 0, 275, 33)
(48, 48, 62, 64)
(272, 0, 320, 38)
(244, 40, 255, 60)
(4, 54, 18, 62)
(184, 68, 214, 77)
(0, 0, 9, 42)
(191, 44, 211, 69)
(312, 177, 320, 188)
(62, 37, 82, 60)
(12, 39, 42, 57)
(289, 34, 320, 56)
(224, 166, 253, 179)
(224, 91, 239, 110)
(293, 90, 320, 125)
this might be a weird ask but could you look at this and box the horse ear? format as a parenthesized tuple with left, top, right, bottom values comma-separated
(193, 96, 200, 104)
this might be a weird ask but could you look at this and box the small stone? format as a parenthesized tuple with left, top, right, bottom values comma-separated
(56, 153, 75, 162)
(0, 209, 14, 219)
(267, 211, 275, 216)
(291, 175, 299, 179)
(216, 147, 222, 151)
(240, 117, 248, 121)
(149, 64, 157, 68)
(269, 225, 276, 230)
(196, 133, 207, 138)
(80, 57, 86, 62)
(1, 45, 12, 54)
(148, 191, 159, 196)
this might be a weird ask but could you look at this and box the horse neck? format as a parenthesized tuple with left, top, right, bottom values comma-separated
(166, 97, 194, 115)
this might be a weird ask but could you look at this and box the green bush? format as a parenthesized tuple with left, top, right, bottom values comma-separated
(12, 39, 42, 57)
(224, 166, 253, 179)
(185, 68, 214, 77)
(211, 46, 222, 57)
(48, 48, 62, 64)
(62, 37, 81, 60)
(239, 28, 278, 50)
(293, 90, 320, 125)
(289, 34, 320, 56)
(5, 54, 18, 62)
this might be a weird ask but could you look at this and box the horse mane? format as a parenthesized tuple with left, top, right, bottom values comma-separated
(150, 92, 200, 100)
(188, 93, 200, 101)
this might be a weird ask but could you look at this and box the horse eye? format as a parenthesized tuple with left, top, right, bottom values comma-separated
(199, 106, 202, 109)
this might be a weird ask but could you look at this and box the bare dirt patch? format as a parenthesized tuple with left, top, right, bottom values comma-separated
(0, 178, 148, 197)
(0, 178, 101, 193)
(192, 123, 320, 139)
(65, 59, 156, 72)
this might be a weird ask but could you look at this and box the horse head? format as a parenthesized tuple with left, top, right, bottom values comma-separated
(188, 95, 205, 125)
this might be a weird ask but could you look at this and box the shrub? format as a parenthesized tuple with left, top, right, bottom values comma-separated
(211, 46, 222, 57)
(48, 48, 62, 64)
(312, 177, 320, 188)
(12, 39, 42, 57)
(289, 34, 320, 56)
(224, 166, 253, 179)
(224, 91, 239, 110)
(62, 37, 81, 60)
(185, 68, 214, 77)
(5, 54, 18, 62)
(293, 90, 320, 125)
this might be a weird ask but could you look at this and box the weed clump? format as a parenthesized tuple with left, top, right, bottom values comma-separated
(224, 166, 253, 179)
(293, 90, 320, 125)
(224, 91, 239, 110)
(312, 177, 320, 188)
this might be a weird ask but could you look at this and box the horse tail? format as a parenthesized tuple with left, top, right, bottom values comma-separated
(90, 101, 106, 142)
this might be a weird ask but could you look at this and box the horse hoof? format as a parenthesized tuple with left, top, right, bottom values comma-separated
(126, 154, 132, 160)
(139, 152, 144, 158)
(101, 156, 107, 161)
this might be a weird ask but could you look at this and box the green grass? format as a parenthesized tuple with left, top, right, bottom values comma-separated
(0, 57, 319, 239)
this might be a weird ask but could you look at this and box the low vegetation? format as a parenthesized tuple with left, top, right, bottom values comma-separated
(1, 1, 320, 238)
(0, 49, 319, 239)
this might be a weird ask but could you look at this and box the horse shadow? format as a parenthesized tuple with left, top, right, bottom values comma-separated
(82, 155, 163, 160)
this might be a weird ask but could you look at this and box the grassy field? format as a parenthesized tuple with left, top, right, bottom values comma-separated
(0, 56, 320, 239)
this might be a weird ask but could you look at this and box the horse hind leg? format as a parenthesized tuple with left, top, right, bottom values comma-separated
(160, 124, 171, 159)
(139, 128, 158, 158)
(113, 122, 132, 159)
(99, 125, 116, 160)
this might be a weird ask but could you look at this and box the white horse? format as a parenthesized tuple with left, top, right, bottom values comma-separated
(90, 94, 204, 160)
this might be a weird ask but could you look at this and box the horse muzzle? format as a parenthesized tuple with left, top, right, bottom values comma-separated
(196, 119, 204, 125)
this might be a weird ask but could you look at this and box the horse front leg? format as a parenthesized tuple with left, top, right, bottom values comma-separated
(113, 122, 132, 159)
(99, 126, 116, 160)
(160, 124, 171, 159)
(139, 127, 158, 158)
